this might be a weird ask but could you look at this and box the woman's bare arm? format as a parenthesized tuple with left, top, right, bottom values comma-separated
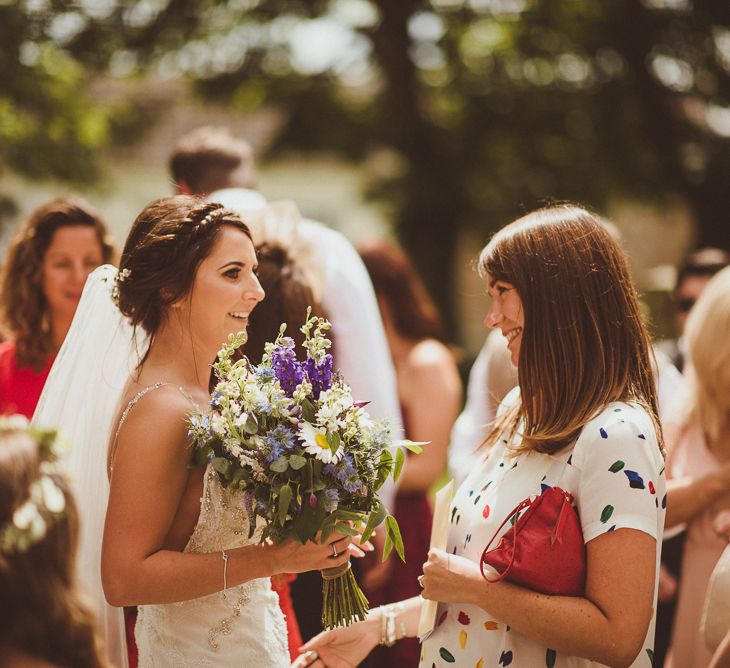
(102, 387, 351, 607)
(397, 342, 461, 494)
(422, 528, 656, 668)
(665, 463, 730, 529)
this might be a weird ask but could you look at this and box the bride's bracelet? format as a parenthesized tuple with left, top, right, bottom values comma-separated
(379, 602, 406, 647)
(221, 549, 229, 599)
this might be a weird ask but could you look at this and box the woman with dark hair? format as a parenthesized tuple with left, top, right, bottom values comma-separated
(301, 205, 665, 667)
(357, 240, 461, 668)
(34, 196, 355, 667)
(245, 242, 341, 661)
(0, 415, 107, 668)
(0, 197, 115, 417)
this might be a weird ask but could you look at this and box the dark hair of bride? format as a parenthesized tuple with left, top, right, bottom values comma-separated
(116, 195, 253, 362)
(0, 426, 107, 667)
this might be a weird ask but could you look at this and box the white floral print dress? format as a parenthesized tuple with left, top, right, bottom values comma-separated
(420, 390, 665, 668)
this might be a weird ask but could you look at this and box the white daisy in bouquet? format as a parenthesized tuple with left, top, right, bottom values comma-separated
(188, 310, 422, 628)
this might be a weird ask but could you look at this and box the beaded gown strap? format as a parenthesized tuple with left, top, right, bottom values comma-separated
(108, 383, 200, 475)
(115, 382, 166, 438)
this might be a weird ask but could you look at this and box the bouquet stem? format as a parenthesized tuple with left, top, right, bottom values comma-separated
(320, 562, 369, 629)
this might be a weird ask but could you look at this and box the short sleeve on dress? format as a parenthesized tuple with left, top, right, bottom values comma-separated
(496, 385, 521, 417)
(572, 404, 665, 544)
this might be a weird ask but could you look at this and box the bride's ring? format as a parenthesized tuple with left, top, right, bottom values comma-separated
(331, 542, 338, 558)
(418, 574, 424, 589)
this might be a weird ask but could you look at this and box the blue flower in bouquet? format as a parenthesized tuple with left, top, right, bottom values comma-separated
(324, 488, 340, 513)
(265, 425, 297, 452)
(324, 454, 363, 494)
(324, 453, 354, 483)
(262, 439, 283, 464)
(210, 392, 224, 410)
(304, 354, 333, 399)
(255, 366, 276, 382)
(271, 340, 304, 395)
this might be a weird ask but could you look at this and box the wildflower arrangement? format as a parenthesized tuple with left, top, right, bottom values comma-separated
(188, 311, 422, 628)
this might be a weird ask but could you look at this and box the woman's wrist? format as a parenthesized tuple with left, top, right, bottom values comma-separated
(376, 602, 409, 646)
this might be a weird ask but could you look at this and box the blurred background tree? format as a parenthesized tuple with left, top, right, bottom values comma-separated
(2, 0, 729, 332)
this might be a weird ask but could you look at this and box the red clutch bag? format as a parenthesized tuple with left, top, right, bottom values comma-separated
(480, 486, 586, 596)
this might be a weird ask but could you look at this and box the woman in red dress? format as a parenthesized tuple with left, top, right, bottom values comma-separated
(358, 241, 462, 668)
(0, 197, 115, 418)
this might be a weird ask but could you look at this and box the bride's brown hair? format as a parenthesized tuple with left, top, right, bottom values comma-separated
(116, 195, 253, 362)
(480, 204, 663, 455)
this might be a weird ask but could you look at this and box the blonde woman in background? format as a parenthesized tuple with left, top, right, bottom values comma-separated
(665, 266, 730, 668)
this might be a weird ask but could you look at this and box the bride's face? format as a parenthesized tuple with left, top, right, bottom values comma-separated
(177, 226, 264, 354)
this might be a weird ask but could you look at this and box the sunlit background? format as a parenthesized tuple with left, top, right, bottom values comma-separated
(2, 0, 729, 355)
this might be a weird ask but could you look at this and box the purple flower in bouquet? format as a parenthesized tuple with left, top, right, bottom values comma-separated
(271, 340, 304, 395)
(243, 491, 254, 516)
(304, 354, 334, 399)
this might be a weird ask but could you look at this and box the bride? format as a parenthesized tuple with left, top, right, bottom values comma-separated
(34, 196, 353, 668)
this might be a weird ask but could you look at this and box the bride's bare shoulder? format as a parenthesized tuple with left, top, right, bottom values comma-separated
(110, 383, 202, 469)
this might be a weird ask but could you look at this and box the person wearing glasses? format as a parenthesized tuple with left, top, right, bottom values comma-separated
(657, 248, 730, 374)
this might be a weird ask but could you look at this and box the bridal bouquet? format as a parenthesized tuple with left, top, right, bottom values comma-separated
(188, 311, 421, 628)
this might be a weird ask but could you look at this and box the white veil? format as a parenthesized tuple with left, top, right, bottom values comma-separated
(33, 264, 147, 668)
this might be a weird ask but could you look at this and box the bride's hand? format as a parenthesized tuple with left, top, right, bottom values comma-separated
(268, 531, 354, 574)
(297, 613, 381, 668)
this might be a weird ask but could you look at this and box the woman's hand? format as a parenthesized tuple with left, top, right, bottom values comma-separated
(421, 547, 483, 605)
(712, 509, 730, 541)
(298, 614, 381, 668)
(268, 531, 353, 575)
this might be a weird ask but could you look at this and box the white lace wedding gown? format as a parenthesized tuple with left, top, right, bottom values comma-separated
(135, 462, 290, 667)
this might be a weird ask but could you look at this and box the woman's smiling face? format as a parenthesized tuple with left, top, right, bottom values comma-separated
(484, 274, 524, 366)
(176, 226, 265, 354)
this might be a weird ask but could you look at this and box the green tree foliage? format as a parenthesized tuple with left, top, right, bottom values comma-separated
(0, 3, 111, 185)
(3, 1, 730, 327)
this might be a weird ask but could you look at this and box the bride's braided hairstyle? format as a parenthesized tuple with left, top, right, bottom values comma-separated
(116, 196, 253, 355)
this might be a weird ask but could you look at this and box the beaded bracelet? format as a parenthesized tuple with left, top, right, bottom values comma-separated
(379, 602, 406, 646)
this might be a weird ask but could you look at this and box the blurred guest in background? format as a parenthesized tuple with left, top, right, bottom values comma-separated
(0, 415, 107, 667)
(664, 266, 730, 668)
(244, 242, 330, 366)
(0, 197, 115, 417)
(449, 329, 516, 487)
(653, 247, 729, 667)
(657, 247, 730, 373)
(358, 240, 462, 668)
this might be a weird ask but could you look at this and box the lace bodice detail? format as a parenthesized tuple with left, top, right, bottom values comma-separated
(185, 464, 262, 554)
(134, 463, 289, 666)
